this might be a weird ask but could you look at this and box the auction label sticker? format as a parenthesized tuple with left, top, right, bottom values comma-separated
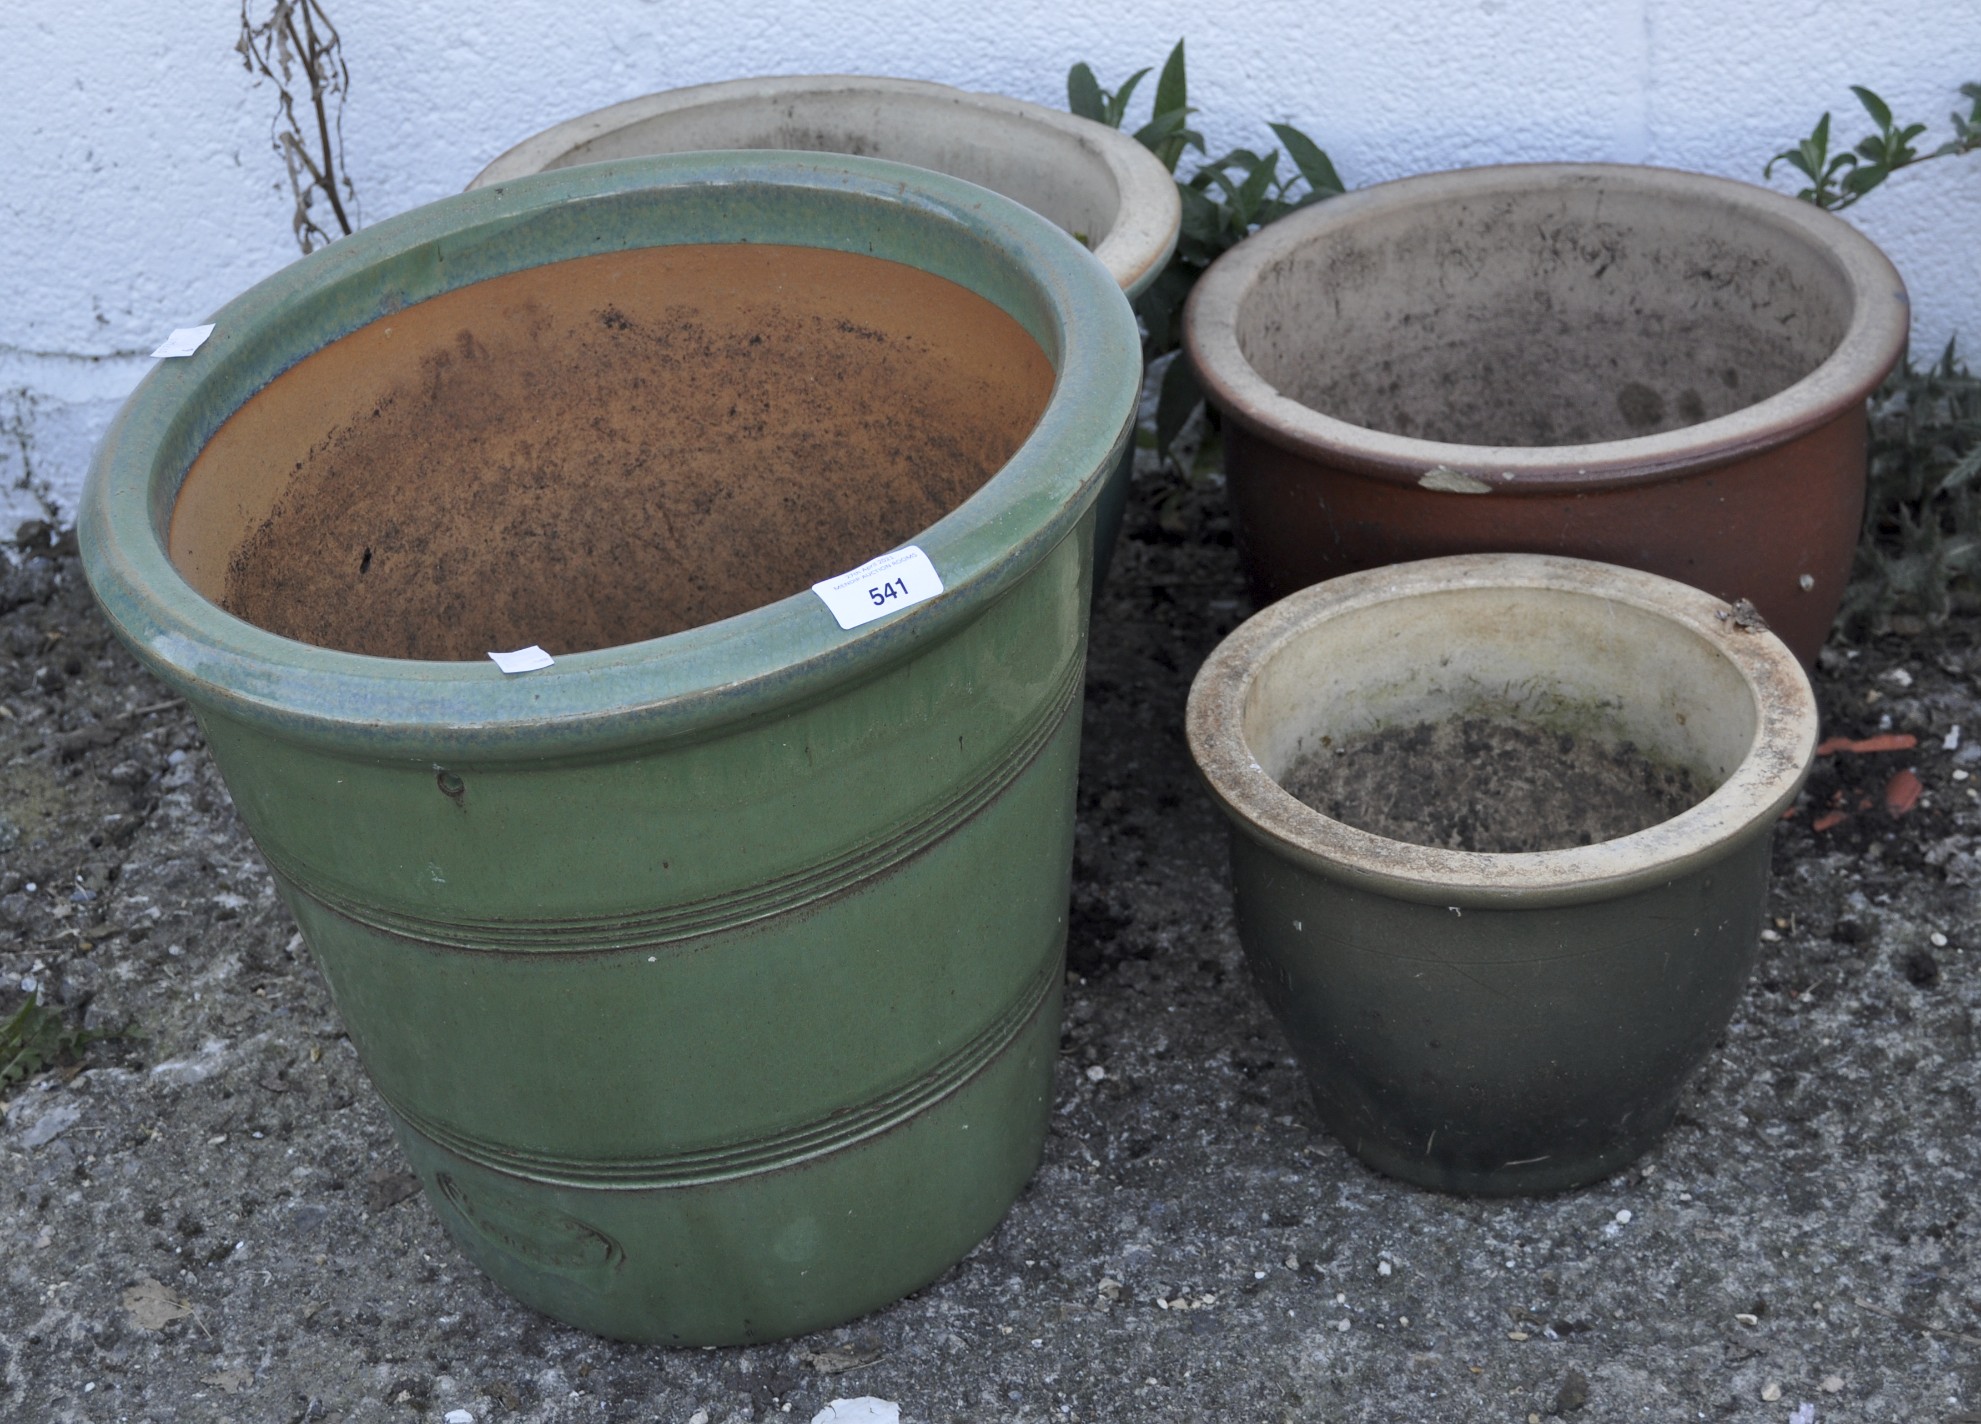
(488, 645, 554, 674)
(812, 545, 944, 630)
(151, 325, 215, 358)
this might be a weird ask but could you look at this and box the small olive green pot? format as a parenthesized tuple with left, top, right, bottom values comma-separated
(1186, 555, 1818, 1195)
(80, 154, 1141, 1341)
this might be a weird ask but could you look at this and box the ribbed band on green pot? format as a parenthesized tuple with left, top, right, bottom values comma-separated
(1183, 163, 1910, 665)
(79, 152, 1141, 1343)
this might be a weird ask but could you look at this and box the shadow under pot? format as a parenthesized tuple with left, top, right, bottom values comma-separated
(469, 74, 1184, 596)
(1186, 554, 1818, 1195)
(80, 153, 1141, 1342)
(1183, 163, 1910, 666)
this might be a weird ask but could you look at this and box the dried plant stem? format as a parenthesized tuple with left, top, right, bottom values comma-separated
(238, 0, 357, 253)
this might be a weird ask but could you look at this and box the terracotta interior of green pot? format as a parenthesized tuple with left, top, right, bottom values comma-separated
(169, 244, 1054, 661)
(1235, 183, 1855, 446)
(1244, 587, 1759, 846)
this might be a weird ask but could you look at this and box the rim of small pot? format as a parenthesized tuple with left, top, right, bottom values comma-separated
(81, 151, 1142, 763)
(468, 74, 1183, 300)
(1186, 553, 1819, 908)
(1183, 162, 1909, 490)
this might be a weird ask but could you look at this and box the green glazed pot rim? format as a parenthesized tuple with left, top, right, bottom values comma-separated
(80, 152, 1141, 761)
(1186, 553, 1821, 908)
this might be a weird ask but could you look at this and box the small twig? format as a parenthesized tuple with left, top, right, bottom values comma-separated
(294, 0, 352, 238)
(1853, 1295, 1981, 1346)
(238, 0, 356, 254)
(117, 698, 184, 721)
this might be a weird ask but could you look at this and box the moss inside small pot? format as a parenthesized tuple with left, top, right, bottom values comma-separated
(172, 244, 1051, 661)
(1279, 710, 1709, 854)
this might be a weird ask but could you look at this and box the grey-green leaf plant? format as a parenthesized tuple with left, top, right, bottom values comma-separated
(1068, 41, 1346, 468)
(1768, 79, 1981, 631)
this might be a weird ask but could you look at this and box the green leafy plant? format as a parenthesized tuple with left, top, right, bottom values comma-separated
(1839, 341, 1981, 631)
(1069, 41, 1346, 465)
(1768, 78, 1981, 633)
(1067, 42, 1200, 175)
(1, 997, 126, 1095)
(1767, 81, 1980, 211)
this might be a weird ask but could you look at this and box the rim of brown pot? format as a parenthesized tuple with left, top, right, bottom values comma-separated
(1183, 163, 1910, 490)
(469, 74, 1183, 299)
(1185, 553, 1819, 908)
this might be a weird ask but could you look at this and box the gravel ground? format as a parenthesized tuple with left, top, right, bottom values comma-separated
(2, 466, 1978, 1424)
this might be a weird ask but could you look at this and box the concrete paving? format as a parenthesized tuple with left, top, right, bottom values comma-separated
(2, 479, 1978, 1423)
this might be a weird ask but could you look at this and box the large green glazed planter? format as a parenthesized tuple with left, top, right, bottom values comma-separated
(81, 153, 1141, 1342)
(1186, 555, 1818, 1195)
(468, 75, 1186, 596)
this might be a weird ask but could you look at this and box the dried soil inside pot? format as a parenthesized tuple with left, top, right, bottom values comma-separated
(1278, 714, 1705, 853)
(1234, 183, 1852, 447)
(169, 244, 1053, 660)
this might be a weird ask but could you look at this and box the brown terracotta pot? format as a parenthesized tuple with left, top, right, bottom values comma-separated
(1183, 164, 1910, 664)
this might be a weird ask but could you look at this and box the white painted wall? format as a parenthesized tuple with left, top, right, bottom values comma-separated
(5, 0, 1978, 527)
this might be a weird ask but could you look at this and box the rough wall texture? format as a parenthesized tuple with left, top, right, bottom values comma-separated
(4, 0, 1977, 525)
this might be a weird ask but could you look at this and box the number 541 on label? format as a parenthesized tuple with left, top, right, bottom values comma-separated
(812, 545, 945, 630)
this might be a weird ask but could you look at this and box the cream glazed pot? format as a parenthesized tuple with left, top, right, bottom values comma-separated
(471, 76, 1181, 298)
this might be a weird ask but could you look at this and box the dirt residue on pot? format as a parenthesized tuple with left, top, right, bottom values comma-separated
(1235, 191, 1852, 448)
(171, 244, 1054, 660)
(1279, 715, 1706, 852)
(1301, 305, 1799, 448)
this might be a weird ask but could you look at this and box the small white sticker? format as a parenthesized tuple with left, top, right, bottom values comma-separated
(811, 1401, 900, 1424)
(488, 645, 553, 674)
(151, 325, 215, 358)
(811, 545, 943, 630)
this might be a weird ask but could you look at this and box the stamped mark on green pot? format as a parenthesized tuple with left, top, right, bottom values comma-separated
(436, 1171, 627, 1276)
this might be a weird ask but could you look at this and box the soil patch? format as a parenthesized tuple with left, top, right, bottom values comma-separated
(4, 449, 1978, 1421)
(172, 245, 1053, 660)
(1279, 714, 1705, 851)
